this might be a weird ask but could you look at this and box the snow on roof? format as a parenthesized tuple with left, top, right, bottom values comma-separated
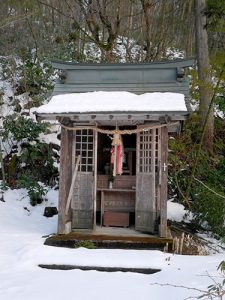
(36, 91, 187, 114)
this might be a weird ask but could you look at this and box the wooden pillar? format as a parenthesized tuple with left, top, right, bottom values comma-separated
(93, 130, 98, 230)
(58, 125, 73, 234)
(160, 126, 168, 237)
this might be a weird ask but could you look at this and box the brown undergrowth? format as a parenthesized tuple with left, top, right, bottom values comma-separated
(169, 225, 211, 255)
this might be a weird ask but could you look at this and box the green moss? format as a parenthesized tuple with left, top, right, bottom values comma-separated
(74, 240, 96, 249)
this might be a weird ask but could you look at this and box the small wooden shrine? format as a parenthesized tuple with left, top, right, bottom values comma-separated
(36, 59, 193, 238)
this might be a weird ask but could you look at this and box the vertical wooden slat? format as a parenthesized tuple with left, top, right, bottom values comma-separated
(93, 130, 98, 230)
(136, 132, 140, 174)
(146, 132, 148, 172)
(143, 132, 145, 172)
(58, 125, 73, 234)
(100, 190, 104, 227)
(160, 126, 168, 237)
(145, 131, 148, 172)
(151, 129, 156, 207)
(156, 128, 162, 216)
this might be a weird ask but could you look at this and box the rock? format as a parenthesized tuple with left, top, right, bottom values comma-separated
(43, 207, 58, 218)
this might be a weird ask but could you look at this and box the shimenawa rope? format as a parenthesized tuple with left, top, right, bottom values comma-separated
(60, 122, 179, 135)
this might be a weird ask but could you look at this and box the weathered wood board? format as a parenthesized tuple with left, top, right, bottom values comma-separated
(135, 129, 157, 233)
(72, 172, 94, 229)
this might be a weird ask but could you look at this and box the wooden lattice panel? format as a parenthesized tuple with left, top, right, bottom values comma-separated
(139, 129, 160, 173)
(74, 129, 94, 172)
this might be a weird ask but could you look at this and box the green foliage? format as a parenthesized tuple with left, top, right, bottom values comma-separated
(189, 69, 200, 105)
(215, 95, 225, 114)
(19, 142, 58, 186)
(2, 114, 58, 191)
(206, 158, 225, 188)
(18, 58, 53, 98)
(0, 54, 53, 105)
(191, 183, 225, 237)
(169, 116, 225, 237)
(197, 260, 225, 299)
(74, 240, 96, 249)
(0, 57, 17, 80)
(0, 181, 8, 191)
(168, 114, 205, 201)
(206, 0, 225, 31)
(2, 115, 48, 142)
(17, 175, 47, 206)
(7, 0, 39, 10)
(218, 261, 225, 273)
(210, 54, 225, 117)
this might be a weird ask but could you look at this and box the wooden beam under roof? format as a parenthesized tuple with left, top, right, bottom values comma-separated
(35, 112, 188, 122)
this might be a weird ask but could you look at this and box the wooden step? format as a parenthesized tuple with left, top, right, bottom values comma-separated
(44, 231, 173, 251)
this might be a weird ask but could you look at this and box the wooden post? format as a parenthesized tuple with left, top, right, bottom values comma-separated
(100, 190, 104, 227)
(151, 129, 156, 221)
(159, 126, 168, 237)
(93, 130, 98, 230)
(156, 128, 162, 216)
(58, 125, 73, 234)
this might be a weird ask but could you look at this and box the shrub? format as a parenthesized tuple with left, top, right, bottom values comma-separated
(168, 115, 225, 238)
(19, 142, 58, 186)
(2, 114, 58, 190)
(2, 115, 49, 142)
(191, 183, 225, 237)
(16, 52, 53, 98)
(17, 175, 47, 206)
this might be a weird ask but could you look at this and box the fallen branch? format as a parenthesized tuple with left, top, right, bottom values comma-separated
(150, 282, 225, 300)
(194, 177, 225, 200)
(150, 282, 206, 294)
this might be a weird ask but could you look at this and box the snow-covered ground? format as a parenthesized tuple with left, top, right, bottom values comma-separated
(0, 188, 224, 300)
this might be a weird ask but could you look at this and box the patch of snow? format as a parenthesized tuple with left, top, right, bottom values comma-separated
(166, 48, 185, 59)
(215, 104, 224, 118)
(39, 127, 61, 146)
(167, 199, 193, 222)
(36, 91, 187, 114)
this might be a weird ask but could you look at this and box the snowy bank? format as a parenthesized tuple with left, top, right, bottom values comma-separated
(0, 188, 224, 300)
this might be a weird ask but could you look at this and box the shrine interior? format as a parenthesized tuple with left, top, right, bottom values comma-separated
(96, 130, 137, 227)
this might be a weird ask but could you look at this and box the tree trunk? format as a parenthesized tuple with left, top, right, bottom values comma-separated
(141, 0, 152, 61)
(195, 0, 214, 152)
